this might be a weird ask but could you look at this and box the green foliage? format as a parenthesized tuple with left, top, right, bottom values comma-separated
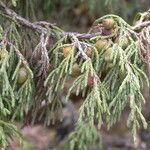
(0, 120, 23, 150)
(11, 0, 17, 7)
(0, 23, 33, 148)
(64, 122, 102, 150)
(0, 1, 150, 149)
(44, 14, 149, 148)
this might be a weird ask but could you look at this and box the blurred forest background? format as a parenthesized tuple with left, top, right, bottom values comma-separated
(4, 0, 150, 150)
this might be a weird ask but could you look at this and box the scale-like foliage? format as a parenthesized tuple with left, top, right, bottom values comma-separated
(0, 0, 150, 149)
(64, 122, 102, 150)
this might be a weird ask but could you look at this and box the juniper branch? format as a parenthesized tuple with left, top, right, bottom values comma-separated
(133, 21, 150, 30)
(0, 1, 102, 39)
(0, 1, 149, 40)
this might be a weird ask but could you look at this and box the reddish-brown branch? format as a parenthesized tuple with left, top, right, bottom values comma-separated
(0, 1, 149, 40)
(0, 1, 103, 39)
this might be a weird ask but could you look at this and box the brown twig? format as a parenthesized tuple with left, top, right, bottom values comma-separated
(7, 42, 29, 66)
(0, 1, 149, 40)
(0, 1, 47, 33)
(132, 21, 150, 30)
(0, 1, 103, 39)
